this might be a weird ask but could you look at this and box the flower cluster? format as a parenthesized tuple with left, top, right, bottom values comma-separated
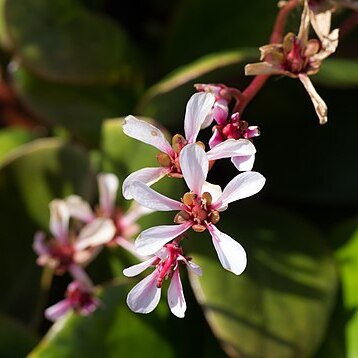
(122, 91, 266, 317)
(33, 173, 151, 321)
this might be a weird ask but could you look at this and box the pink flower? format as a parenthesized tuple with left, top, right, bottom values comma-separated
(65, 173, 151, 257)
(126, 144, 266, 275)
(45, 280, 100, 321)
(33, 199, 116, 278)
(122, 93, 257, 198)
(123, 243, 202, 318)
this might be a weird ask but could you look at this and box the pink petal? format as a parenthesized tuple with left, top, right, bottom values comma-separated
(68, 264, 94, 287)
(123, 256, 157, 277)
(212, 99, 229, 125)
(123, 115, 173, 155)
(184, 92, 215, 143)
(207, 224, 247, 275)
(178, 255, 203, 276)
(135, 223, 192, 256)
(98, 173, 119, 216)
(231, 154, 256, 171)
(128, 180, 182, 212)
(49, 199, 69, 243)
(75, 218, 116, 250)
(126, 270, 161, 314)
(179, 144, 208, 194)
(122, 167, 170, 200)
(208, 128, 223, 148)
(206, 139, 256, 161)
(213, 171, 266, 210)
(33, 231, 49, 256)
(65, 195, 95, 223)
(45, 299, 72, 321)
(167, 269, 186, 318)
(121, 202, 154, 227)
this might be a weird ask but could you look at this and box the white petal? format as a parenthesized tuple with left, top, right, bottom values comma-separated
(45, 299, 72, 321)
(123, 115, 173, 155)
(98, 173, 119, 216)
(49, 199, 69, 243)
(213, 171, 266, 210)
(126, 270, 161, 314)
(179, 143, 208, 194)
(65, 195, 95, 222)
(122, 201, 154, 226)
(123, 257, 157, 277)
(206, 139, 256, 161)
(128, 181, 182, 211)
(122, 167, 169, 200)
(167, 269, 186, 318)
(207, 225, 247, 275)
(201, 181, 222, 203)
(231, 153, 255, 171)
(135, 223, 191, 256)
(184, 92, 215, 143)
(75, 218, 116, 250)
(178, 255, 203, 276)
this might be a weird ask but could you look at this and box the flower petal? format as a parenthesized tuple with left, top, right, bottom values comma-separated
(184, 92, 215, 143)
(68, 264, 94, 287)
(126, 270, 161, 314)
(167, 269, 186, 318)
(49, 199, 69, 242)
(45, 299, 72, 321)
(231, 153, 256, 171)
(135, 223, 192, 256)
(201, 181, 222, 203)
(206, 139, 256, 161)
(128, 180, 182, 211)
(298, 74, 328, 124)
(213, 171, 266, 210)
(179, 143, 208, 194)
(75, 218, 116, 250)
(207, 224, 247, 275)
(98, 173, 119, 216)
(122, 167, 170, 200)
(123, 257, 158, 277)
(65, 195, 94, 222)
(209, 128, 223, 148)
(33, 231, 49, 256)
(123, 115, 173, 155)
(178, 255, 203, 276)
(122, 201, 154, 226)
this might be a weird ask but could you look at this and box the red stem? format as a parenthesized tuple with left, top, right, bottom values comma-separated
(235, 0, 299, 113)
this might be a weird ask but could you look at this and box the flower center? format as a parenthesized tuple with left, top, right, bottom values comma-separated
(66, 282, 96, 312)
(50, 241, 74, 273)
(174, 191, 220, 232)
(214, 113, 256, 141)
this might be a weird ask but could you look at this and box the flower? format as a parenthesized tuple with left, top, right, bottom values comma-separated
(123, 242, 202, 317)
(125, 144, 266, 275)
(65, 173, 152, 257)
(33, 199, 115, 278)
(245, 0, 339, 124)
(45, 280, 100, 321)
(122, 93, 257, 198)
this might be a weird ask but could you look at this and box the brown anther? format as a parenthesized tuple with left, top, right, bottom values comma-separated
(194, 207, 208, 221)
(182, 192, 195, 206)
(172, 134, 187, 153)
(201, 192, 212, 206)
(157, 152, 172, 167)
(192, 224, 206, 232)
(210, 210, 220, 224)
(195, 141, 205, 150)
(174, 211, 191, 224)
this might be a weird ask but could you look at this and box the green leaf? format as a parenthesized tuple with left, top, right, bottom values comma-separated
(0, 314, 38, 357)
(137, 48, 258, 129)
(315, 58, 358, 88)
(11, 66, 132, 146)
(187, 203, 337, 358)
(4, 0, 139, 85)
(0, 127, 38, 164)
(0, 138, 95, 323)
(29, 283, 176, 358)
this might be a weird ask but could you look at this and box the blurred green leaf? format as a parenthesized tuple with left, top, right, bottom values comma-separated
(0, 138, 95, 322)
(0, 127, 38, 164)
(29, 283, 176, 358)
(315, 58, 358, 88)
(187, 203, 337, 358)
(0, 314, 38, 357)
(11, 66, 132, 146)
(4, 0, 139, 85)
(137, 48, 258, 130)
